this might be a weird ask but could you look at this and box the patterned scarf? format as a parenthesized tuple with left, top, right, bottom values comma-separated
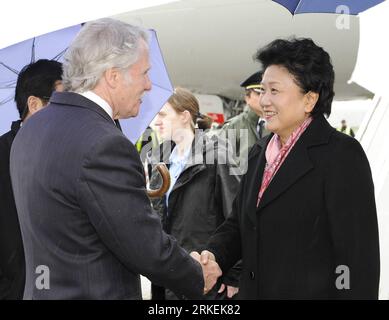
(257, 116, 313, 207)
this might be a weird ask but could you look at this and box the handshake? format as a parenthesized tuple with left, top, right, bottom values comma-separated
(190, 250, 239, 298)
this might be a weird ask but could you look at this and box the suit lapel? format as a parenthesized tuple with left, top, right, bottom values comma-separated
(246, 136, 269, 225)
(256, 139, 313, 211)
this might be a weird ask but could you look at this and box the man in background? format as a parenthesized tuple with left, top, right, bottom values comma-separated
(219, 71, 268, 170)
(0, 59, 63, 299)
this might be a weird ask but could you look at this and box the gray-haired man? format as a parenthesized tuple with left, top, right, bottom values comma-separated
(10, 18, 220, 300)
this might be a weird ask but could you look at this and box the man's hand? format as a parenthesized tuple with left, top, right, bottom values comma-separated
(191, 251, 222, 294)
(201, 250, 239, 298)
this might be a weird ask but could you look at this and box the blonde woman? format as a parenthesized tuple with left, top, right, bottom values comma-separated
(150, 87, 241, 300)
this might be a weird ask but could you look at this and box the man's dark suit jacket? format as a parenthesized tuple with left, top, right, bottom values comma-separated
(207, 115, 380, 299)
(0, 120, 25, 299)
(10, 92, 204, 300)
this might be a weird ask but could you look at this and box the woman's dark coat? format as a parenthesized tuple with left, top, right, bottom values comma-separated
(207, 115, 380, 299)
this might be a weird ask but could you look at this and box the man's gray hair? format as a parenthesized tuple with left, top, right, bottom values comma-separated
(62, 18, 149, 93)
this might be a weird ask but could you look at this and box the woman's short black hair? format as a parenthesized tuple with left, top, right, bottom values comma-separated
(255, 38, 335, 117)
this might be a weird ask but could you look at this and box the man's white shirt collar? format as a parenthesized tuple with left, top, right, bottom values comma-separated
(80, 91, 114, 122)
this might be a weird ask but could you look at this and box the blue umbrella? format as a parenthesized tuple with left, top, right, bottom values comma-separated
(273, 0, 386, 15)
(121, 30, 173, 143)
(0, 24, 82, 135)
(0, 26, 173, 144)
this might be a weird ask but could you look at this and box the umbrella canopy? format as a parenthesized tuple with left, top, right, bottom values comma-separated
(0, 24, 81, 135)
(273, 0, 385, 15)
(120, 29, 173, 143)
(0, 26, 173, 144)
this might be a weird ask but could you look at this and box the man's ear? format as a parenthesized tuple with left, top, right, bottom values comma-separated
(304, 91, 319, 113)
(26, 96, 45, 116)
(104, 68, 121, 89)
(244, 91, 251, 105)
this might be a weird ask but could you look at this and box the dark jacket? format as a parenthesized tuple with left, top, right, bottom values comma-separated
(150, 133, 241, 294)
(10, 92, 204, 300)
(0, 120, 25, 299)
(207, 115, 380, 299)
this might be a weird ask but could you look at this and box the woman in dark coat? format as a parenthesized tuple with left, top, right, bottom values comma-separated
(201, 38, 380, 299)
(149, 87, 241, 299)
